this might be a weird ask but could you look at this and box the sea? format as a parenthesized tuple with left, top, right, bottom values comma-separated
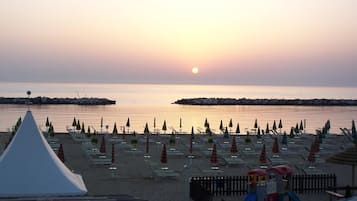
(0, 82, 356, 134)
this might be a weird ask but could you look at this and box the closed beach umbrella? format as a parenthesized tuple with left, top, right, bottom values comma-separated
(144, 122, 149, 134)
(229, 119, 233, 129)
(230, 137, 238, 155)
(326, 143, 357, 186)
(300, 120, 304, 131)
(126, 118, 130, 133)
(162, 120, 167, 133)
(45, 117, 50, 128)
(204, 118, 209, 128)
(254, 119, 258, 129)
(111, 144, 115, 163)
(100, 135, 106, 153)
(325, 120, 330, 132)
(219, 120, 224, 131)
(81, 123, 85, 133)
(76, 120, 81, 131)
(100, 117, 103, 130)
(210, 144, 218, 165)
(179, 118, 182, 129)
(266, 123, 270, 134)
(352, 120, 357, 139)
(259, 144, 267, 165)
(205, 123, 212, 135)
(57, 144, 65, 163)
(153, 118, 156, 129)
(236, 123, 240, 134)
(352, 120, 356, 133)
(72, 117, 77, 127)
(295, 123, 299, 133)
(272, 138, 279, 155)
(272, 120, 277, 131)
(112, 122, 118, 135)
(289, 127, 295, 138)
(126, 118, 130, 127)
(160, 144, 167, 164)
(278, 119, 283, 133)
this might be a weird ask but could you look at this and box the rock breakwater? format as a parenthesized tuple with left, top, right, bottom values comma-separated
(0, 97, 116, 105)
(174, 98, 357, 106)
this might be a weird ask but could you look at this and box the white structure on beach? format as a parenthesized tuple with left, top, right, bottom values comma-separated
(0, 111, 87, 197)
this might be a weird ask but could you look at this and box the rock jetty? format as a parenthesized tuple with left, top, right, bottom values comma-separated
(0, 96, 116, 105)
(174, 98, 357, 106)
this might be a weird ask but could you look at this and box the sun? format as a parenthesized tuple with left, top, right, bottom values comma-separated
(192, 67, 199, 74)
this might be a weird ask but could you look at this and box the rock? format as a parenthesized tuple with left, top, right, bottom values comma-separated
(173, 98, 357, 106)
(0, 97, 116, 105)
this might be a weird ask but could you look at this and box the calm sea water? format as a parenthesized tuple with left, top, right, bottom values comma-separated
(0, 82, 356, 134)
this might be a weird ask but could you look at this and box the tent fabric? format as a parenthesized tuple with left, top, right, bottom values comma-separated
(0, 111, 87, 197)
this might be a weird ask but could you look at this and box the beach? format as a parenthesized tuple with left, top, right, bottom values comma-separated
(1, 130, 355, 201)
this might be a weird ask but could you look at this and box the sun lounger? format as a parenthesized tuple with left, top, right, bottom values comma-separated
(166, 148, 184, 157)
(124, 147, 143, 154)
(153, 168, 179, 178)
(108, 136, 124, 143)
(201, 167, 224, 174)
(302, 166, 325, 174)
(91, 157, 112, 165)
(145, 160, 179, 178)
(269, 156, 288, 165)
(223, 155, 246, 166)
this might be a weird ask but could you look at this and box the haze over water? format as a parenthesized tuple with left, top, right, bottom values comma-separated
(0, 82, 356, 134)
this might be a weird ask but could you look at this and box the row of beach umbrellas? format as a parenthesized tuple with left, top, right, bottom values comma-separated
(69, 116, 310, 135)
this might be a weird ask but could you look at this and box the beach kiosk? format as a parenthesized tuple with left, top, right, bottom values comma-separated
(247, 169, 268, 201)
(245, 165, 300, 201)
(266, 165, 301, 201)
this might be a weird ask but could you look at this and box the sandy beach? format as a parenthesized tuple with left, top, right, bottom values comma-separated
(0, 131, 355, 201)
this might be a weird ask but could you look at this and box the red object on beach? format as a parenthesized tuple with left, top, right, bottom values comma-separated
(111, 144, 115, 163)
(272, 138, 280, 154)
(307, 147, 315, 163)
(259, 144, 267, 164)
(57, 144, 65, 163)
(210, 144, 218, 164)
(160, 144, 167, 164)
(312, 137, 319, 153)
(100, 135, 106, 153)
(230, 136, 238, 154)
(310, 141, 318, 153)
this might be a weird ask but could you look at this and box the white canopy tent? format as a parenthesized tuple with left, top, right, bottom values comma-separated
(0, 111, 87, 197)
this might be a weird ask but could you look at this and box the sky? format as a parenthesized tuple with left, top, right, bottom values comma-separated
(0, 0, 357, 86)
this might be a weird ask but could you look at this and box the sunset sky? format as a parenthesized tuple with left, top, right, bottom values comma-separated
(1, 0, 357, 86)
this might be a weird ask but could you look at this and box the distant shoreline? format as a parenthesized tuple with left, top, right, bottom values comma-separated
(173, 98, 357, 106)
(0, 97, 116, 105)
